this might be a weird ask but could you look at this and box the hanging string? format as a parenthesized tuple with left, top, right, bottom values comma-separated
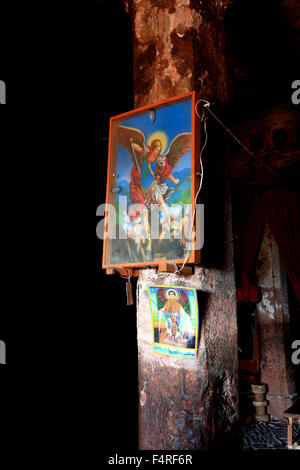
(172, 110, 208, 274)
(196, 100, 288, 185)
(115, 99, 287, 280)
(116, 108, 209, 278)
(119, 267, 133, 279)
(172, 98, 288, 275)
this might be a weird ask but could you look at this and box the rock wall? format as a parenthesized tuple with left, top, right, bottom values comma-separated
(123, 0, 238, 449)
(137, 263, 238, 449)
(124, 0, 230, 108)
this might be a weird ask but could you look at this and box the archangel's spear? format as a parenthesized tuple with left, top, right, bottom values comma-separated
(130, 141, 141, 173)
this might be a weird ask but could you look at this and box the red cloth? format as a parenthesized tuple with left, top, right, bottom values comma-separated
(130, 165, 144, 205)
(155, 157, 173, 182)
(234, 194, 265, 303)
(234, 188, 300, 303)
(263, 188, 300, 303)
(236, 278, 261, 303)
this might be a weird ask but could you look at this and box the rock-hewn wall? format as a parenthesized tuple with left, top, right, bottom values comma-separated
(123, 0, 238, 450)
(124, 0, 230, 108)
(137, 262, 238, 449)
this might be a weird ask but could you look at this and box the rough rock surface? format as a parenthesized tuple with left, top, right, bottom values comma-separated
(123, 0, 238, 449)
(124, 0, 231, 108)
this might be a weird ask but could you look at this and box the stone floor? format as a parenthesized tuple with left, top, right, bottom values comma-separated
(241, 418, 300, 450)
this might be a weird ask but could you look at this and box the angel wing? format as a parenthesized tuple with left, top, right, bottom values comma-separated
(177, 289, 189, 306)
(118, 125, 146, 170)
(157, 288, 188, 307)
(164, 133, 191, 168)
(157, 287, 168, 305)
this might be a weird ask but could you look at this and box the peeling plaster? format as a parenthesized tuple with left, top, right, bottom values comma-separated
(138, 267, 216, 292)
(258, 292, 275, 320)
(128, 0, 228, 107)
(136, 267, 237, 376)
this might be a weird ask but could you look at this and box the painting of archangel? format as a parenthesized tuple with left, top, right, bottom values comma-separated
(103, 92, 200, 268)
(148, 285, 198, 358)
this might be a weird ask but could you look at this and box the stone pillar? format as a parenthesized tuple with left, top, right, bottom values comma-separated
(137, 264, 238, 449)
(256, 224, 297, 418)
(124, 0, 238, 450)
(124, 0, 229, 108)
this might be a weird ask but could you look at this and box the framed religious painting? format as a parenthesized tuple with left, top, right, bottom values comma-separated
(102, 91, 201, 269)
(148, 285, 199, 359)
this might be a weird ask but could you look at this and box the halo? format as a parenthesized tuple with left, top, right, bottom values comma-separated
(147, 131, 168, 153)
(165, 288, 179, 300)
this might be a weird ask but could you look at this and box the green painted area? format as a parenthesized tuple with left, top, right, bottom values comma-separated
(171, 188, 191, 205)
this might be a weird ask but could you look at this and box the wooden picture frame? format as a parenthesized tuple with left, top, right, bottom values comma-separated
(102, 91, 201, 269)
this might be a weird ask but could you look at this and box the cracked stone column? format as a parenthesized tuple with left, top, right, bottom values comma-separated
(124, 0, 229, 108)
(256, 224, 297, 417)
(123, 0, 238, 450)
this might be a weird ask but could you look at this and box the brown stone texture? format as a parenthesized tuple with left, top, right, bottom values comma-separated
(137, 263, 238, 449)
(256, 225, 297, 418)
(135, 181, 238, 450)
(123, 0, 238, 449)
(124, 0, 230, 108)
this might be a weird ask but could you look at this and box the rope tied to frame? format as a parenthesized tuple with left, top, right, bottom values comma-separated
(172, 103, 209, 274)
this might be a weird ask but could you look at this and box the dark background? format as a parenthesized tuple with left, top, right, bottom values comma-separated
(90, 0, 139, 452)
(0, 0, 140, 454)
